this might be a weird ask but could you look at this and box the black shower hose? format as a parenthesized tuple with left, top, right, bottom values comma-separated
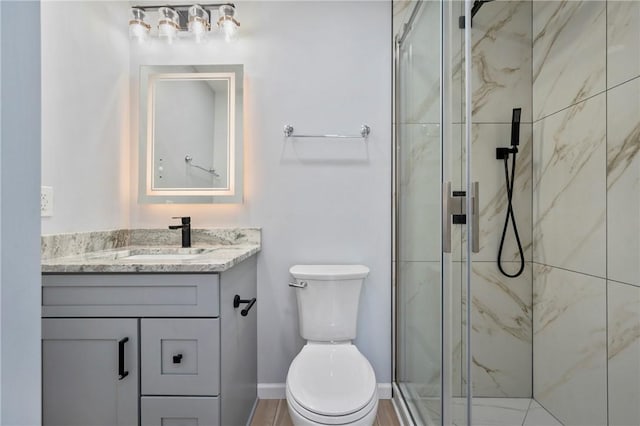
(497, 151, 525, 278)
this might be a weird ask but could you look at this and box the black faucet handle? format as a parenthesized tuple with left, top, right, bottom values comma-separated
(172, 216, 191, 225)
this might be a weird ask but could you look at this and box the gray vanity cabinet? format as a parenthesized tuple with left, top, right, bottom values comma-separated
(42, 318, 139, 426)
(42, 256, 258, 426)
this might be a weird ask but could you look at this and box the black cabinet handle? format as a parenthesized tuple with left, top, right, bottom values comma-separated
(233, 295, 256, 317)
(118, 337, 129, 380)
(173, 354, 183, 364)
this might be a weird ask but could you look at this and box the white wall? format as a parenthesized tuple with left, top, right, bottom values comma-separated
(1, 1, 42, 423)
(41, 0, 392, 389)
(129, 1, 392, 386)
(41, 1, 130, 234)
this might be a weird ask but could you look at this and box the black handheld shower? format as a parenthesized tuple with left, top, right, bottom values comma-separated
(510, 107, 521, 147)
(496, 108, 525, 278)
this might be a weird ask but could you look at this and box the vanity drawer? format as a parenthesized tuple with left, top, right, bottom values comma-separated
(42, 274, 219, 317)
(141, 396, 219, 426)
(141, 319, 220, 396)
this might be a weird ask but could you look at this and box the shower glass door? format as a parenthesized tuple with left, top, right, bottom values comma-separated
(394, 1, 469, 424)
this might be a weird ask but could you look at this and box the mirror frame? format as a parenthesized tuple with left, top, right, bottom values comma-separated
(138, 64, 244, 204)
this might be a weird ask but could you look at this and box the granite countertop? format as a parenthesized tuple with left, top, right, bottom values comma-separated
(41, 228, 261, 273)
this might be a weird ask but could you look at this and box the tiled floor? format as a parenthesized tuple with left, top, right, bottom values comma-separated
(250, 397, 561, 426)
(418, 397, 563, 426)
(250, 399, 401, 426)
(454, 398, 563, 426)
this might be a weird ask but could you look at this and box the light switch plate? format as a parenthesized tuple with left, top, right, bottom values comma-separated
(41, 186, 53, 217)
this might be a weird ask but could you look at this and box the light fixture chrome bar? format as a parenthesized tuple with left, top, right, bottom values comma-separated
(131, 3, 235, 12)
(283, 124, 371, 139)
(185, 155, 219, 177)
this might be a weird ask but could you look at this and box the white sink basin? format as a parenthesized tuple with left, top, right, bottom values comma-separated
(118, 247, 216, 262)
(122, 253, 206, 261)
(82, 247, 217, 262)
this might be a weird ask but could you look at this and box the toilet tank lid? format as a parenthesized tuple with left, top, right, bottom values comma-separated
(289, 265, 370, 280)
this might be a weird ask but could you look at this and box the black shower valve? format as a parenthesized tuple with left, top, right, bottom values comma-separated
(496, 146, 518, 160)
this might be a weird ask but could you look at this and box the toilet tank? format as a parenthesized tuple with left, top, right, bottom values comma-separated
(289, 265, 370, 342)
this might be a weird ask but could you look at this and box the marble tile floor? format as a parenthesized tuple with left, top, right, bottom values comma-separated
(457, 398, 563, 426)
(419, 397, 563, 426)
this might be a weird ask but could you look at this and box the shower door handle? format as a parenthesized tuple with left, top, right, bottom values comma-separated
(442, 182, 453, 253)
(471, 181, 480, 254)
(442, 181, 480, 254)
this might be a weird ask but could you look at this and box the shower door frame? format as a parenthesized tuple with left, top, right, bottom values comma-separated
(393, 1, 450, 423)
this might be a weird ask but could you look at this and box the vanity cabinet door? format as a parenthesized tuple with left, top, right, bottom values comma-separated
(141, 318, 220, 396)
(42, 318, 138, 426)
(141, 397, 220, 426)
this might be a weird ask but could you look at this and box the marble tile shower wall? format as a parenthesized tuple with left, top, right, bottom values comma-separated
(394, 0, 533, 399)
(460, 0, 533, 399)
(532, 1, 640, 425)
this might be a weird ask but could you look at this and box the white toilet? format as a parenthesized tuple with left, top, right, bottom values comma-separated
(286, 265, 378, 426)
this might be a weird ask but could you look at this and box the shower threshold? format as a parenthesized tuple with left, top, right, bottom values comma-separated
(397, 383, 563, 426)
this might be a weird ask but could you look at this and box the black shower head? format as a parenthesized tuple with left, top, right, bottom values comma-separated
(511, 108, 521, 147)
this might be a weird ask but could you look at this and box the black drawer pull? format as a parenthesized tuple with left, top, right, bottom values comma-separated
(173, 354, 183, 364)
(233, 295, 256, 317)
(118, 337, 129, 380)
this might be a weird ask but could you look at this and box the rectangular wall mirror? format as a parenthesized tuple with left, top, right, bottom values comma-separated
(138, 64, 243, 204)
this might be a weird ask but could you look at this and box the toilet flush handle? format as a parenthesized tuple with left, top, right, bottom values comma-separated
(288, 280, 307, 288)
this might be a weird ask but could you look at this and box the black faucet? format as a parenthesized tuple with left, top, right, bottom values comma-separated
(168, 216, 191, 248)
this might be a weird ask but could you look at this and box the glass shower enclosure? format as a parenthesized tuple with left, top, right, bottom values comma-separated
(394, 1, 533, 424)
(395, 0, 638, 425)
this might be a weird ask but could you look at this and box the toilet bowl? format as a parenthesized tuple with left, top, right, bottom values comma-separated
(286, 265, 377, 426)
(286, 343, 378, 425)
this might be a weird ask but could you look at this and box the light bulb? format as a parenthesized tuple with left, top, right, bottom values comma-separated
(221, 19, 237, 42)
(188, 4, 210, 43)
(128, 8, 150, 42)
(158, 7, 179, 43)
(129, 22, 148, 42)
(217, 5, 240, 42)
(158, 22, 177, 42)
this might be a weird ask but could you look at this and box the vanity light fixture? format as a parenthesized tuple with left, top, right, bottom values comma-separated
(129, 3, 240, 43)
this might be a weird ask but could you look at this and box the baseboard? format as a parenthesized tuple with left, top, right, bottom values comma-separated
(377, 383, 392, 399)
(258, 383, 286, 399)
(258, 383, 393, 399)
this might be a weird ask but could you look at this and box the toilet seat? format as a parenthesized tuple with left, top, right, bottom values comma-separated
(286, 385, 378, 425)
(286, 343, 377, 424)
